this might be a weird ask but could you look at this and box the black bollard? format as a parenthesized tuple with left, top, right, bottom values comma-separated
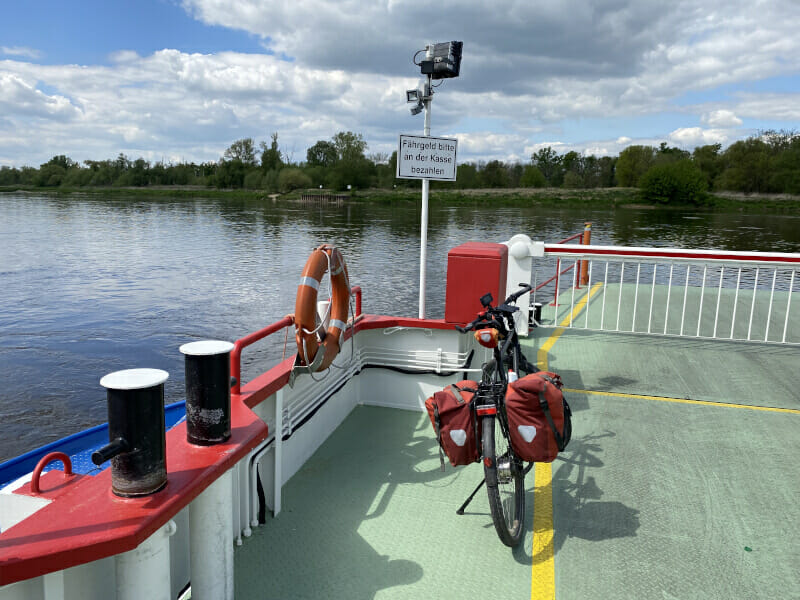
(531, 302, 543, 327)
(179, 340, 234, 446)
(93, 369, 169, 497)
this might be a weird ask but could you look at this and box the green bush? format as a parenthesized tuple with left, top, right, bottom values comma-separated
(562, 171, 583, 189)
(243, 170, 264, 189)
(616, 145, 656, 187)
(520, 165, 546, 188)
(639, 160, 708, 205)
(62, 167, 93, 187)
(36, 164, 66, 187)
(278, 168, 312, 193)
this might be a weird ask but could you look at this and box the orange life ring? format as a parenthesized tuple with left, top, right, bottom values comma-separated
(294, 244, 351, 371)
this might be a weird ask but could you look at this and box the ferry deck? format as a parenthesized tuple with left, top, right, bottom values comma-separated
(233, 282, 800, 600)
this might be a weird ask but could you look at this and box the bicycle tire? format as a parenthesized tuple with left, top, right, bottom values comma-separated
(483, 414, 525, 547)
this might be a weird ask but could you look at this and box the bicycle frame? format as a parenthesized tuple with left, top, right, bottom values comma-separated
(475, 323, 522, 457)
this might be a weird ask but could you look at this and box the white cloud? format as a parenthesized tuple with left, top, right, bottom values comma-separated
(731, 93, 800, 122)
(108, 50, 141, 63)
(523, 141, 567, 157)
(0, 50, 412, 166)
(1, 0, 800, 166)
(702, 109, 742, 128)
(668, 127, 730, 148)
(1, 46, 42, 59)
(0, 73, 81, 119)
(456, 132, 528, 158)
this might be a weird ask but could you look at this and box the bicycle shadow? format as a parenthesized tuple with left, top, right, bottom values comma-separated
(513, 430, 641, 566)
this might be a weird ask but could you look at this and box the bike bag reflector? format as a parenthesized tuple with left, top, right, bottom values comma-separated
(425, 380, 480, 468)
(474, 328, 500, 348)
(504, 372, 572, 463)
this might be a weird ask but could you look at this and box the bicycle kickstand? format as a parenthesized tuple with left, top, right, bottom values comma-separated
(456, 479, 486, 515)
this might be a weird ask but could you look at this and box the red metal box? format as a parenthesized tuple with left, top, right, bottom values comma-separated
(445, 242, 508, 324)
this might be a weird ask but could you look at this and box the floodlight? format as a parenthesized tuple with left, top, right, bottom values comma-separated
(410, 101, 424, 116)
(406, 89, 420, 103)
(419, 41, 463, 80)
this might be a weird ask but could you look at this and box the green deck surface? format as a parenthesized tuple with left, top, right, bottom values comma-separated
(235, 286, 800, 599)
(235, 406, 535, 599)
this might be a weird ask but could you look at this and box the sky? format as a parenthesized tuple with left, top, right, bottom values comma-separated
(1, 0, 799, 168)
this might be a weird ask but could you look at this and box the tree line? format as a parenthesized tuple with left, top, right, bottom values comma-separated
(1, 130, 797, 204)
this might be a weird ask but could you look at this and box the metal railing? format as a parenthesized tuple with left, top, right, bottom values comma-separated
(534, 223, 592, 306)
(539, 245, 800, 345)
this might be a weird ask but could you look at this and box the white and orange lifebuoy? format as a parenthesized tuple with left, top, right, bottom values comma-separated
(294, 244, 350, 371)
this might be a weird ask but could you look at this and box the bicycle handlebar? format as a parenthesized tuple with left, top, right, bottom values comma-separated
(505, 282, 532, 305)
(455, 316, 504, 334)
(454, 283, 532, 334)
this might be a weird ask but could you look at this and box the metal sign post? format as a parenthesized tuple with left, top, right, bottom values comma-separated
(419, 46, 433, 320)
(399, 41, 463, 319)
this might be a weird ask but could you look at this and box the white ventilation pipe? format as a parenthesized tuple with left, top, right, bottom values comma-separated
(502, 234, 545, 336)
(115, 520, 176, 600)
(189, 471, 234, 600)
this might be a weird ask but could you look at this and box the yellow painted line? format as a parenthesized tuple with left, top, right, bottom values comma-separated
(564, 388, 800, 415)
(531, 462, 554, 600)
(531, 282, 602, 600)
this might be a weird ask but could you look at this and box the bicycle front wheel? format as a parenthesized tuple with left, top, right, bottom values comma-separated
(482, 415, 525, 547)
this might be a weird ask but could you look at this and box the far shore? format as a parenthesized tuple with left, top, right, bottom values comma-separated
(1, 185, 799, 212)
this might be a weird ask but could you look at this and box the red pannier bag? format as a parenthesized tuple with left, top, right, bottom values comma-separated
(425, 380, 480, 468)
(504, 372, 572, 463)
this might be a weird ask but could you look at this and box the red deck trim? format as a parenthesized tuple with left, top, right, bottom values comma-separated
(0, 314, 454, 585)
(0, 398, 267, 585)
(239, 358, 293, 409)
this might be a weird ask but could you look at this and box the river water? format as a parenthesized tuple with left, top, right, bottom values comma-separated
(1, 193, 798, 461)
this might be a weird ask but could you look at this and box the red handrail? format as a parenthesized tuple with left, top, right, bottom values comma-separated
(352, 285, 362, 317)
(534, 262, 575, 292)
(555, 231, 584, 244)
(231, 316, 294, 395)
(546, 226, 590, 305)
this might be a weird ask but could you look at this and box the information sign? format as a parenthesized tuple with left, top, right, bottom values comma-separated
(396, 134, 458, 181)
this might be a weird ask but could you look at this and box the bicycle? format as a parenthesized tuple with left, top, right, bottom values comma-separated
(454, 283, 537, 547)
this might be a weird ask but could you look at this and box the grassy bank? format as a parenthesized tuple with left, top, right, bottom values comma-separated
(2, 184, 799, 212)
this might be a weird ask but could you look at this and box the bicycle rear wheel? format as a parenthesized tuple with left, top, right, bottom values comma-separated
(482, 414, 525, 547)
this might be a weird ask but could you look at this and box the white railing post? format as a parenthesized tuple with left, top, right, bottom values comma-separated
(783, 270, 795, 343)
(697, 264, 708, 337)
(600, 262, 608, 330)
(648, 264, 656, 334)
(680, 265, 690, 336)
(765, 269, 778, 342)
(731, 268, 743, 339)
(273, 388, 284, 516)
(713, 266, 724, 338)
(747, 268, 760, 341)
(664, 263, 674, 335)
(632, 263, 641, 331)
(616, 262, 625, 331)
